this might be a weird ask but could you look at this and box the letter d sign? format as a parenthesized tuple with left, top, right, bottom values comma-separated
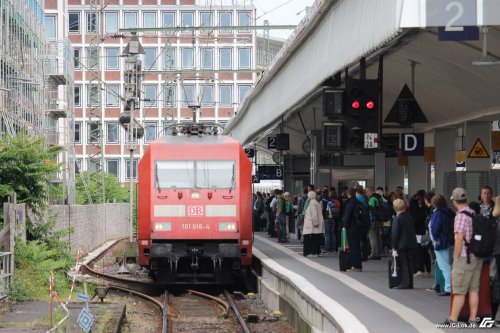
(401, 133, 424, 156)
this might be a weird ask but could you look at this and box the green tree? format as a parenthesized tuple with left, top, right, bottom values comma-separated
(75, 171, 129, 204)
(0, 135, 61, 222)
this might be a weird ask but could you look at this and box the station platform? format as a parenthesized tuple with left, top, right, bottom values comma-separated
(252, 232, 500, 333)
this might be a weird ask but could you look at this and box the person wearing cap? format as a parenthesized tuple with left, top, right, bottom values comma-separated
(443, 187, 483, 327)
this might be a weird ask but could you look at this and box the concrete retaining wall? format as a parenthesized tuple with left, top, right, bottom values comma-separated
(30, 204, 129, 254)
(254, 248, 344, 333)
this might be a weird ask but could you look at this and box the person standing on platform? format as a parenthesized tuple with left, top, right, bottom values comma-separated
(253, 192, 264, 232)
(356, 186, 370, 262)
(342, 187, 364, 272)
(366, 187, 383, 260)
(283, 192, 294, 238)
(410, 189, 432, 278)
(480, 186, 494, 217)
(391, 198, 418, 289)
(321, 188, 335, 254)
(443, 188, 483, 327)
(296, 188, 308, 241)
(490, 196, 500, 326)
(303, 191, 324, 257)
(275, 190, 288, 244)
(429, 194, 455, 296)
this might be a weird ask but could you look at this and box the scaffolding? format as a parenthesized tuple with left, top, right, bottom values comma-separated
(0, 0, 45, 139)
(43, 40, 76, 204)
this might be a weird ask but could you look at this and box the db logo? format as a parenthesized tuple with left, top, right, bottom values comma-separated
(187, 206, 204, 216)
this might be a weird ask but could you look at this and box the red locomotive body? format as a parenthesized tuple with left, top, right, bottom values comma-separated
(137, 135, 253, 284)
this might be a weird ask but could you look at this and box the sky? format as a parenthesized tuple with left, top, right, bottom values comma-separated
(251, 0, 316, 40)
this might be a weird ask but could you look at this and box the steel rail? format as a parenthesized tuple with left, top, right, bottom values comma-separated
(186, 289, 229, 318)
(162, 290, 169, 333)
(224, 289, 251, 333)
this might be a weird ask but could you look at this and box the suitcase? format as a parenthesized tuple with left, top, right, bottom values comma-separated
(339, 228, 351, 271)
(434, 260, 446, 294)
(388, 253, 402, 288)
(450, 263, 492, 321)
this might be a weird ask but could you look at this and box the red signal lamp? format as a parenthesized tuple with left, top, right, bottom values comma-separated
(351, 101, 360, 109)
(366, 101, 375, 109)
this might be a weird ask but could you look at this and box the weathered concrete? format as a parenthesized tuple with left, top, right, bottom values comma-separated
(28, 204, 129, 254)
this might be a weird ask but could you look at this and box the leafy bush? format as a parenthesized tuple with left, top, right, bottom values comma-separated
(9, 217, 73, 301)
(75, 171, 129, 204)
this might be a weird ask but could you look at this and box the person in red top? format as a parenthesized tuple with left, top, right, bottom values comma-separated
(443, 187, 483, 327)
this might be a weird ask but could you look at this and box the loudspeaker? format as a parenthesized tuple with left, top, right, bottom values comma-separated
(324, 91, 343, 117)
(276, 133, 289, 150)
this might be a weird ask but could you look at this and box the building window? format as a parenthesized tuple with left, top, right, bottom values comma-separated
(73, 48, 81, 69)
(144, 48, 157, 70)
(201, 85, 214, 106)
(200, 12, 213, 32)
(106, 122, 119, 143)
(125, 159, 139, 180)
(238, 48, 251, 69)
(143, 12, 156, 29)
(74, 85, 81, 107)
(144, 122, 157, 143)
(163, 48, 176, 69)
(87, 47, 99, 69)
(219, 85, 232, 107)
(219, 48, 232, 69)
(144, 85, 157, 107)
(238, 12, 251, 32)
(181, 12, 194, 27)
(162, 12, 175, 27)
(105, 12, 118, 34)
(181, 48, 194, 69)
(200, 49, 213, 69)
(219, 11, 232, 33)
(87, 84, 100, 106)
(106, 85, 119, 107)
(86, 12, 98, 32)
(74, 122, 81, 144)
(181, 84, 195, 107)
(68, 12, 80, 33)
(88, 122, 100, 143)
(164, 84, 176, 107)
(106, 160, 119, 179)
(124, 12, 138, 29)
(238, 85, 251, 105)
(44, 15, 56, 39)
(105, 48, 119, 70)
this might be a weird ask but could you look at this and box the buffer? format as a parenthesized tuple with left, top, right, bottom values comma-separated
(385, 84, 428, 127)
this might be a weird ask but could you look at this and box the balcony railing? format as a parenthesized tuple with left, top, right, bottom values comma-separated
(44, 40, 74, 87)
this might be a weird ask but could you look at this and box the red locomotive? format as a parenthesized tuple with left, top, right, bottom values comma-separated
(137, 127, 253, 284)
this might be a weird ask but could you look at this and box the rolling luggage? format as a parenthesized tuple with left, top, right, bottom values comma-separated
(339, 228, 351, 271)
(450, 263, 492, 321)
(434, 260, 446, 294)
(389, 252, 402, 288)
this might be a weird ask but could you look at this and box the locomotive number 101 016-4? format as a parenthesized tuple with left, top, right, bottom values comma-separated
(181, 223, 210, 230)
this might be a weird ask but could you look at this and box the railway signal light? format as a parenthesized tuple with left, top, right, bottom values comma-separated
(344, 79, 380, 151)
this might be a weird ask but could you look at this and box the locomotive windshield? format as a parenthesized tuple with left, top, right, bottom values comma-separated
(156, 160, 235, 189)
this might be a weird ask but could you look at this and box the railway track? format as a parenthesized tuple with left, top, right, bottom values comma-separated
(80, 240, 252, 333)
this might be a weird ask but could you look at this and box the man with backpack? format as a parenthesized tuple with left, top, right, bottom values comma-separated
(366, 187, 383, 260)
(342, 187, 370, 272)
(443, 187, 486, 327)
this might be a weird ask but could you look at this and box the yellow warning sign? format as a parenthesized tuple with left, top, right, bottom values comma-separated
(467, 138, 490, 158)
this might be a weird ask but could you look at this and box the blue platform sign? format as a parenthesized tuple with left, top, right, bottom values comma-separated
(438, 26, 479, 41)
(77, 308, 94, 333)
(401, 133, 424, 156)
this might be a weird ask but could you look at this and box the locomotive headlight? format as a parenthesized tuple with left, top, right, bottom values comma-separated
(219, 222, 237, 232)
(191, 191, 200, 199)
(154, 222, 172, 231)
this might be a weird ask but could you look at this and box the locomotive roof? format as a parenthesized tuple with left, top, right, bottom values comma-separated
(152, 135, 240, 147)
